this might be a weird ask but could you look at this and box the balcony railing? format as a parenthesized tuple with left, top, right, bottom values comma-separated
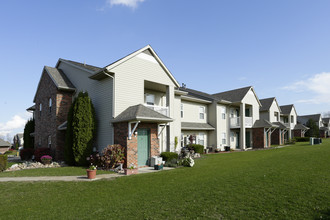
(284, 123, 295, 129)
(144, 104, 169, 117)
(230, 117, 253, 128)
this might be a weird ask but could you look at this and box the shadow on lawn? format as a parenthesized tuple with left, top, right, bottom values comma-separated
(315, 208, 330, 220)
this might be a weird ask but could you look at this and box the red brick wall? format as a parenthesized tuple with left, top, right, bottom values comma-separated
(293, 129, 303, 137)
(34, 70, 73, 160)
(271, 129, 280, 145)
(252, 128, 265, 148)
(113, 122, 160, 168)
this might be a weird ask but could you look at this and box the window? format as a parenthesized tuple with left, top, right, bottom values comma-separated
(291, 115, 294, 123)
(230, 109, 234, 118)
(39, 103, 42, 116)
(245, 108, 250, 117)
(221, 107, 226, 119)
(48, 136, 51, 148)
(222, 132, 226, 144)
(231, 132, 235, 142)
(198, 133, 205, 146)
(145, 93, 155, 105)
(199, 106, 205, 119)
(49, 98, 52, 113)
(274, 112, 278, 121)
(181, 103, 184, 118)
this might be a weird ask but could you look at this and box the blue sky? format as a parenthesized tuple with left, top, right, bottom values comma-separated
(1, 0, 330, 141)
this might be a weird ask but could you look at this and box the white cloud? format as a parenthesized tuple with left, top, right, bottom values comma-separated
(107, 0, 146, 9)
(283, 72, 330, 104)
(0, 114, 29, 141)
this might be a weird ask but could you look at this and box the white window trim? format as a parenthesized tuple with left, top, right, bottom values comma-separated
(199, 106, 205, 120)
(181, 103, 184, 118)
(222, 132, 226, 145)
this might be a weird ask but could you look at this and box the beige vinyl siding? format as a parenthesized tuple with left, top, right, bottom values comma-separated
(112, 54, 177, 117)
(173, 95, 182, 151)
(181, 101, 208, 123)
(216, 104, 229, 149)
(58, 62, 114, 150)
(242, 88, 261, 124)
(207, 102, 217, 147)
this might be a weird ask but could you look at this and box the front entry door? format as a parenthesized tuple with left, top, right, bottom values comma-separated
(137, 129, 150, 166)
(236, 132, 240, 149)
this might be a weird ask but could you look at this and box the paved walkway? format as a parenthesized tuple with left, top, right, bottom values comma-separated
(0, 167, 174, 182)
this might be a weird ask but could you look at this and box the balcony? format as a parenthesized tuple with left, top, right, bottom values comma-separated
(230, 117, 253, 128)
(144, 104, 169, 117)
(283, 123, 295, 129)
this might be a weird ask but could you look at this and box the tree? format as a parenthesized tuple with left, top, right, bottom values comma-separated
(65, 92, 96, 166)
(305, 119, 319, 138)
(23, 118, 35, 149)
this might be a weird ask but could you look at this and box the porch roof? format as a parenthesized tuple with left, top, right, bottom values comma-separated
(272, 121, 289, 129)
(253, 119, 279, 128)
(181, 122, 215, 131)
(293, 124, 309, 130)
(112, 104, 173, 123)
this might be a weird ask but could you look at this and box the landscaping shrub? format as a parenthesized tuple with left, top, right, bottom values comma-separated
(34, 147, 51, 162)
(19, 148, 34, 161)
(305, 119, 319, 138)
(160, 152, 178, 162)
(0, 155, 7, 172)
(23, 118, 35, 149)
(65, 91, 96, 166)
(189, 144, 204, 154)
(295, 137, 310, 142)
(99, 144, 125, 170)
(285, 139, 296, 145)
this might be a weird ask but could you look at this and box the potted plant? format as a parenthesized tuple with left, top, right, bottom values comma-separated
(87, 164, 97, 179)
(40, 155, 52, 165)
(154, 163, 163, 170)
(124, 164, 138, 175)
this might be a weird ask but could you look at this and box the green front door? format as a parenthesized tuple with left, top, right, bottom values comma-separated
(236, 132, 240, 149)
(137, 129, 150, 166)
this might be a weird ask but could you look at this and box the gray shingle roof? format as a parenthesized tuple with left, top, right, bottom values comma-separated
(179, 87, 216, 102)
(181, 122, 215, 130)
(26, 105, 35, 111)
(253, 119, 279, 128)
(61, 59, 102, 72)
(260, 97, 276, 111)
(297, 114, 321, 125)
(212, 86, 252, 103)
(272, 121, 289, 129)
(293, 124, 309, 130)
(113, 104, 173, 123)
(280, 105, 294, 115)
(45, 66, 76, 91)
(0, 138, 11, 147)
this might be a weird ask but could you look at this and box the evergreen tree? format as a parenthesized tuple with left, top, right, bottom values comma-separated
(23, 118, 35, 149)
(305, 119, 320, 138)
(65, 92, 96, 166)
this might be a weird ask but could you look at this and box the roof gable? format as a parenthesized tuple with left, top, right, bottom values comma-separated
(92, 45, 180, 87)
(260, 97, 281, 112)
(212, 86, 252, 103)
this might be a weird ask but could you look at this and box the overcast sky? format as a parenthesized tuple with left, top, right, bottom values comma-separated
(1, 0, 330, 141)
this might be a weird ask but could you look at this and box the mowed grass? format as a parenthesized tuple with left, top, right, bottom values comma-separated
(0, 166, 113, 177)
(1, 140, 330, 219)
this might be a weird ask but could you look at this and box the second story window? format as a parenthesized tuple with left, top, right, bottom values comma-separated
(39, 103, 42, 117)
(221, 107, 226, 119)
(49, 98, 52, 113)
(291, 115, 294, 123)
(181, 103, 184, 118)
(199, 106, 205, 119)
(274, 112, 278, 121)
(145, 93, 155, 105)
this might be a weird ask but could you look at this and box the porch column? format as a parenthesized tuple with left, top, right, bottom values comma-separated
(288, 115, 292, 140)
(166, 86, 174, 151)
(240, 103, 246, 150)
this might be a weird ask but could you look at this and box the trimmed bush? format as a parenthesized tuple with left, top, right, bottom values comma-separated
(160, 152, 178, 162)
(20, 148, 35, 161)
(0, 155, 8, 172)
(34, 147, 51, 162)
(295, 137, 310, 142)
(189, 144, 204, 154)
(65, 91, 96, 166)
(23, 118, 35, 149)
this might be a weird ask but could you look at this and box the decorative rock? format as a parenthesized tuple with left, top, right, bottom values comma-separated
(6, 161, 62, 171)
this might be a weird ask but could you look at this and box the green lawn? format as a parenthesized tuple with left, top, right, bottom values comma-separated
(1, 140, 330, 219)
(0, 166, 113, 177)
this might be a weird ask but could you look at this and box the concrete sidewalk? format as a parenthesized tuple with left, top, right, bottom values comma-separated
(0, 167, 174, 182)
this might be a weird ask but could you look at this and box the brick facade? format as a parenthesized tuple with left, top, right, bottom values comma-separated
(252, 128, 271, 148)
(271, 129, 285, 145)
(293, 129, 304, 137)
(113, 122, 160, 168)
(34, 70, 73, 160)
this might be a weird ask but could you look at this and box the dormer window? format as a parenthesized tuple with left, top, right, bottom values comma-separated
(145, 93, 155, 105)
(49, 98, 52, 113)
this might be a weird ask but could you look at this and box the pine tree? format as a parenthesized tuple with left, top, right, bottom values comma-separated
(65, 92, 96, 166)
(305, 119, 320, 138)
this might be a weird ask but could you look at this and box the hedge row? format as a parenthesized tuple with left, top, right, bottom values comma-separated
(0, 155, 8, 172)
